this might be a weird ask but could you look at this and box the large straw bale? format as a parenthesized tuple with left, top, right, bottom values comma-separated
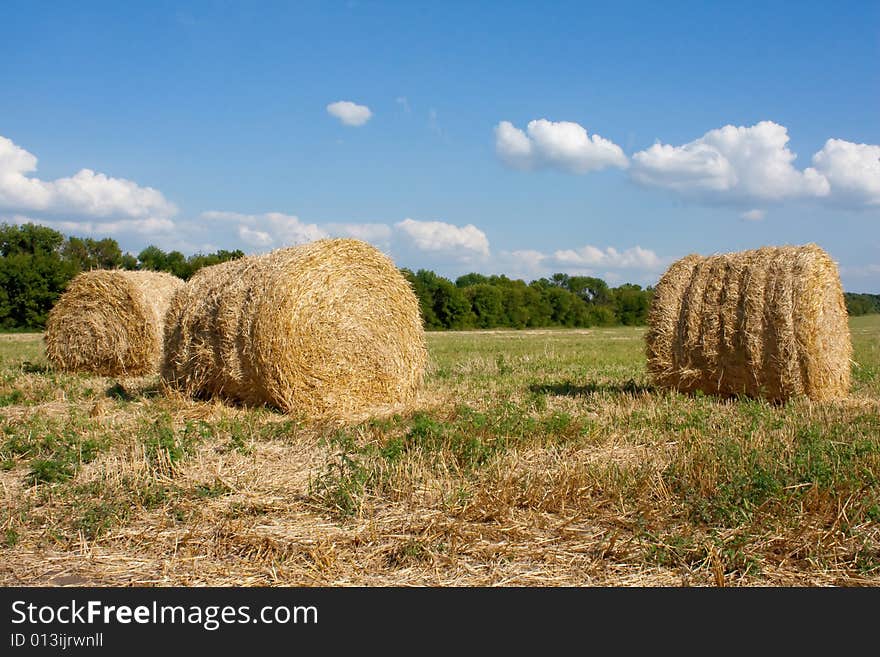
(162, 239, 427, 420)
(45, 269, 184, 376)
(645, 244, 851, 401)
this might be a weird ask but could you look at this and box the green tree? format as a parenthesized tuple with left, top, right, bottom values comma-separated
(0, 223, 76, 328)
(121, 253, 139, 270)
(525, 283, 552, 327)
(403, 269, 440, 328)
(0, 222, 66, 257)
(62, 236, 123, 271)
(612, 284, 651, 325)
(845, 293, 880, 316)
(543, 286, 588, 326)
(455, 273, 489, 288)
(186, 249, 245, 279)
(466, 284, 504, 328)
(405, 270, 474, 329)
(567, 275, 610, 305)
(137, 245, 168, 272)
(433, 278, 474, 329)
(163, 251, 190, 279)
(499, 280, 531, 328)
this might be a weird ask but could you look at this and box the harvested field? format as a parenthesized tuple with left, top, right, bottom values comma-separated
(1, 319, 878, 586)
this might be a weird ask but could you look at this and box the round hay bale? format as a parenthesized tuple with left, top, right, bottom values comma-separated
(162, 238, 428, 420)
(645, 244, 851, 402)
(45, 269, 184, 376)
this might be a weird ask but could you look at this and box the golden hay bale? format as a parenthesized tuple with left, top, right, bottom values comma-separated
(162, 238, 428, 420)
(45, 269, 184, 376)
(645, 244, 851, 402)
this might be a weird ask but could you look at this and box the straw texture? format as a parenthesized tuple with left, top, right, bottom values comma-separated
(45, 269, 184, 376)
(646, 244, 851, 401)
(162, 239, 427, 420)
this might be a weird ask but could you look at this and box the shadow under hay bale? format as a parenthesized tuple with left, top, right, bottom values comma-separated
(162, 238, 428, 421)
(528, 380, 653, 397)
(645, 244, 852, 402)
(45, 270, 184, 376)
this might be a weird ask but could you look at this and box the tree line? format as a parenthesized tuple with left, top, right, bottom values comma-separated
(0, 223, 243, 328)
(1, 222, 876, 330)
(845, 293, 880, 316)
(402, 269, 652, 329)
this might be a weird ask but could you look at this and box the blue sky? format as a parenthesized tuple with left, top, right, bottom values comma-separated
(1, 1, 878, 290)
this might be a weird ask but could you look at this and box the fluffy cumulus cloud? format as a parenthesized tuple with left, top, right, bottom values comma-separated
(7, 214, 175, 236)
(237, 225, 273, 247)
(202, 211, 328, 249)
(196, 213, 493, 268)
(492, 244, 665, 283)
(0, 135, 177, 234)
(493, 118, 879, 211)
(552, 245, 662, 270)
(629, 121, 880, 210)
(811, 139, 880, 207)
(488, 249, 548, 281)
(495, 119, 628, 173)
(326, 100, 373, 127)
(394, 218, 490, 257)
(325, 222, 393, 244)
(508, 249, 547, 270)
(630, 121, 830, 202)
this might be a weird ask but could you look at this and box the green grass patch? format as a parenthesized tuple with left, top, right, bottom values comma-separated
(142, 417, 213, 470)
(0, 390, 24, 406)
(665, 416, 880, 527)
(309, 452, 374, 518)
(1, 421, 111, 486)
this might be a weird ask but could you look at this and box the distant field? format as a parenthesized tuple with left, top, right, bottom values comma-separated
(0, 316, 878, 586)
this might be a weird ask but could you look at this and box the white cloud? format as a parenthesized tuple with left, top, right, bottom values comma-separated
(812, 139, 880, 207)
(509, 249, 547, 269)
(552, 245, 663, 270)
(199, 211, 237, 222)
(208, 212, 664, 283)
(486, 244, 666, 285)
(630, 121, 830, 203)
(202, 211, 328, 250)
(495, 122, 533, 170)
(238, 225, 273, 247)
(0, 135, 177, 230)
(261, 212, 328, 244)
(493, 118, 879, 210)
(326, 222, 393, 243)
(6, 214, 175, 236)
(395, 218, 490, 257)
(326, 100, 372, 127)
(741, 209, 766, 221)
(630, 122, 880, 209)
(205, 212, 395, 251)
(395, 96, 410, 113)
(490, 249, 548, 280)
(495, 119, 628, 173)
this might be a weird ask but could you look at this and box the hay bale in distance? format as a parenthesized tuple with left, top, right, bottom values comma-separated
(162, 238, 428, 420)
(45, 269, 184, 376)
(645, 244, 851, 402)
